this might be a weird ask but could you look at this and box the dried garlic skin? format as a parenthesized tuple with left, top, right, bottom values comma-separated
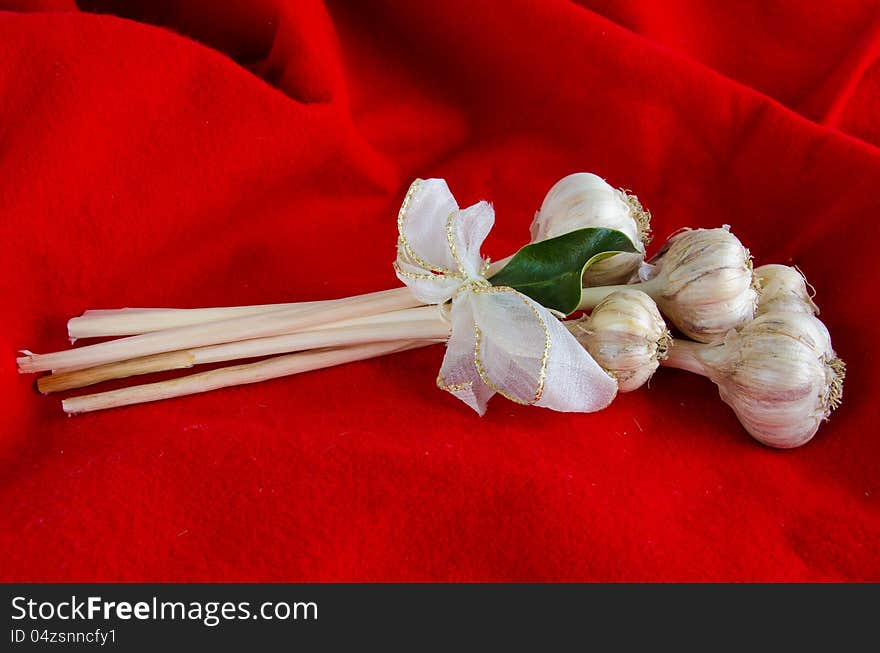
(532, 173, 650, 286)
(651, 227, 757, 343)
(754, 264, 819, 316)
(696, 311, 844, 448)
(570, 289, 670, 392)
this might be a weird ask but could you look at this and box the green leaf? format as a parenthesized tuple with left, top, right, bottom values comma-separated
(489, 228, 638, 315)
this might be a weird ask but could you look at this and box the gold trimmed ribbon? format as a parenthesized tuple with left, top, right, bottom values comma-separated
(394, 178, 618, 415)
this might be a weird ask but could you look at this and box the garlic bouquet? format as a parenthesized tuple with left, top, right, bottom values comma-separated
(16, 172, 846, 450)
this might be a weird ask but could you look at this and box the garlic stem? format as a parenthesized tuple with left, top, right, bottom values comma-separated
(61, 340, 432, 414)
(660, 339, 709, 376)
(66, 288, 416, 339)
(577, 277, 660, 310)
(40, 307, 449, 393)
(40, 351, 197, 393)
(18, 289, 419, 374)
(64, 258, 513, 340)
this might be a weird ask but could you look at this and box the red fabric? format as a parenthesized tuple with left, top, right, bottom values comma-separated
(1, 1, 878, 582)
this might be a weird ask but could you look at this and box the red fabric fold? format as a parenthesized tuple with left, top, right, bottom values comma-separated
(580, 0, 880, 147)
(1, 0, 878, 581)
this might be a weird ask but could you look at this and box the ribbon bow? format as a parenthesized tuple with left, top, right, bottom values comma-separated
(394, 178, 618, 415)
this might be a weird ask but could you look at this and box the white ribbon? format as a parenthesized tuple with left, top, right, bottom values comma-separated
(394, 178, 618, 415)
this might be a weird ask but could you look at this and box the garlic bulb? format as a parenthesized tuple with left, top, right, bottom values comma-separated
(662, 312, 845, 448)
(568, 289, 670, 391)
(579, 227, 758, 343)
(531, 173, 651, 286)
(755, 264, 819, 316)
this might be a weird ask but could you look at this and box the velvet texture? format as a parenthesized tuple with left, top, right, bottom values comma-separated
(1, 1, 878, 581)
